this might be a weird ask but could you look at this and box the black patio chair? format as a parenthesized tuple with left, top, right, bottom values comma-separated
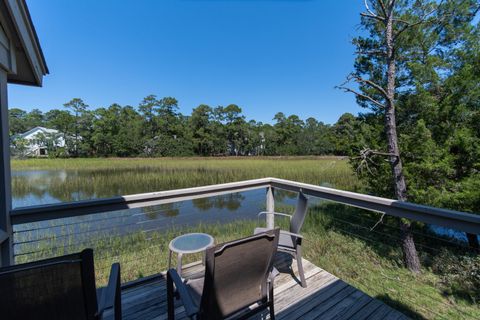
(167, 229, 280, 320)
(0, 248, 121, 320)
(254, 191, 309, 287)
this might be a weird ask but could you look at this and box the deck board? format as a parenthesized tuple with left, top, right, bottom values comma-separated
(104, 253, 408, 320)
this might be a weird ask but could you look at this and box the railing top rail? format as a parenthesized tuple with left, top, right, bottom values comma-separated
(270, 178, 480, 234)
(9, 177, 480, 234)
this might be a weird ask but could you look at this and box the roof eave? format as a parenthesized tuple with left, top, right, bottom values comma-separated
(3, 0, 48, 87)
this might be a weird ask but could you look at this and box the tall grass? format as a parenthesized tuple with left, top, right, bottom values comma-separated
(11, 157, 358, 203)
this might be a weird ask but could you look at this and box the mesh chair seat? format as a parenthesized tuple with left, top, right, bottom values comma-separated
(0, 249, 121, 320)
(185, 277, 204, 309)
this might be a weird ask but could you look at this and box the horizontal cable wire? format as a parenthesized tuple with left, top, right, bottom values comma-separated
(13, 217, 262, 258)
(313, 207, 471, 248)
(328, 217, 457, 255)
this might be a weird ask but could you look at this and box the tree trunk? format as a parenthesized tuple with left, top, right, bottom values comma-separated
(385, 11, 421, 273)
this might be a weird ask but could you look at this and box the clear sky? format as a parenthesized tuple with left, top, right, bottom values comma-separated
(11, 0, 365, 124)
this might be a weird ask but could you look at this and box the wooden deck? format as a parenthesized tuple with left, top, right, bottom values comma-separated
(105, 253, 408, 320)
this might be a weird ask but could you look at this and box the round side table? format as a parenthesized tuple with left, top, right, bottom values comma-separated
(168, 233, 214, 277)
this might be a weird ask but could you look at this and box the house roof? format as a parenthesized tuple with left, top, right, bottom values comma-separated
(1, 0, 48, 86)
(13, 126, 58, 139)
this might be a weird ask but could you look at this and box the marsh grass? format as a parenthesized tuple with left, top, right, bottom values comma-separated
(11, 157, 357, 203)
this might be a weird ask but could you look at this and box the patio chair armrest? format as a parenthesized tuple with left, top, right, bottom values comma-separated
(258, 211, 292, 220)
(281, 230, 303, 239)
(268, 267, 280, 283)
(167, 269, 198, 318)
(98, 263, 121, 320)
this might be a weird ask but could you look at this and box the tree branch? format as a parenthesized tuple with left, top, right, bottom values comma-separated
(360, 12, 385, 22)
(352, 147, 397, 178)
(396, 20, 427, 39)
(351, 145, 398, 230)
(353, 147, 398, 159)
(388, 0, 397, 11)
(371, 213, 386, 230)
(355, 49, 386, 57)
(392, 3, 441, 41)
(361, 0, 387, 22)
(336, 85, 386, 109)
(366, 150, 397, 157)
(377, 0, 388, 17)
(365, 0, 378, 17)
(348, 74, 388, 98)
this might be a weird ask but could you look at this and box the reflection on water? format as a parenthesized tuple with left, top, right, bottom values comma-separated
(143, 204, 180, 219)
(12, 170, 95, 207)
(192, 193, 245, 212)
(12, 170, 259, 211)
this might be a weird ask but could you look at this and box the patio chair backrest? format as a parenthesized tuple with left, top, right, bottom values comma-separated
(290, 191, 309, 235)
(201, 229, 280, 319)
(0, 249, 98, 320)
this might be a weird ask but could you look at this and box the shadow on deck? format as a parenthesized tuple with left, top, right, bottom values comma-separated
(105, 253, 408, 320)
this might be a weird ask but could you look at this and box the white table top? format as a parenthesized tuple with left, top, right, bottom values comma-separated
(169, 233, 214, 254)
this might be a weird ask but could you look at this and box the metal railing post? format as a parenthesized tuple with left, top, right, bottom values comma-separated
(266, 186, 275, 229)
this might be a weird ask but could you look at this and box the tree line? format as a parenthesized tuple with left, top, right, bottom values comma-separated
(9, 97, 354, 157)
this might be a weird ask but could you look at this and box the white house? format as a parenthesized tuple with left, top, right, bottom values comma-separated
(12, 127, 65, 156)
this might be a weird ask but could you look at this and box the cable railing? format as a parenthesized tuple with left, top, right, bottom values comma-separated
(12, 195, 265, 258)
(7, 177, 480, 319)
(293, 201, 479, 319)
(12, 196, 264, 246)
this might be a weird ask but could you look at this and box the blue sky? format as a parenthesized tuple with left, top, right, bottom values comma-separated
(11, 0, 365, 124)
